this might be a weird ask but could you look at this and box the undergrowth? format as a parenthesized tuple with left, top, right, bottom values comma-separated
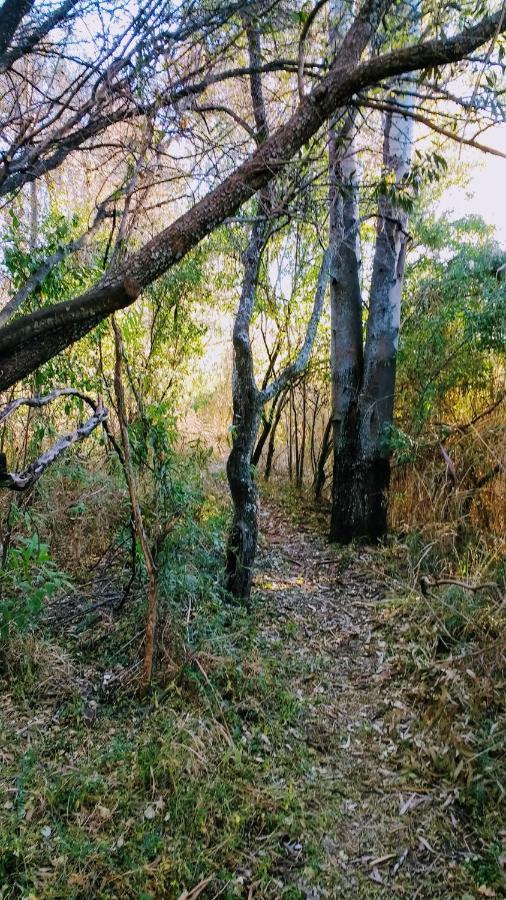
(0, 458, 327, 899)
(1, 463, 505, 897)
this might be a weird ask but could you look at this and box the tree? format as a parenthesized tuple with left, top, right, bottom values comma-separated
(0, 0, 504, 396)
(329, 47, 417, 539)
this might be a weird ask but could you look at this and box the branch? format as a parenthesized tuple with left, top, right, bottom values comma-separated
(357, 96, 506, 159)
(420, 575, 505, 605)
(193, 104, 257, 138)
(0, 204, 111, 327)
(436, 393, 505, 438)
(0, 1, 505, 389)
(0, 397, 108, 491)
(0, 0, 34, 57)
(298, 0, 329, 101)
(0, 386, 123, 462)
(112, 315, 158, 692)
(261, 250, 329, 405)
(0, 0, 80, 73)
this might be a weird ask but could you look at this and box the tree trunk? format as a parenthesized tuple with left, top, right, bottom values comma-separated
(225, 213, 265, 600)
(353, 74, 415, 539)
(265, 389, 287, 479)
(226, 404, 261, 601)
(252, 398, 277, 467)
(225, 21, 269, 602)
(297, 379, 307, 487)
(314, 414, 332, 500)
(328, 102, 363, 541)
(329, 1, 416, 541)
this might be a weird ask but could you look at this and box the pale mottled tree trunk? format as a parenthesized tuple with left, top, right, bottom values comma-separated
(225, 213, 266, 600)
(225, 21, 330, 600)
(225, 21, 269, 601)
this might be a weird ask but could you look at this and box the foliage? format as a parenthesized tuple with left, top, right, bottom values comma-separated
(0, 524, 71, 643)
(4, 207, 99, 311)
(397, 214, 505, 444)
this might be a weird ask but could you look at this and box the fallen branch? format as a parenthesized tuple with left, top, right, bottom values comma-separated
(420, 575, 504, 605)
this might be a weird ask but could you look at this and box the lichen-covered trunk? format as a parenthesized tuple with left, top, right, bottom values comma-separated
(225, 205, 266, 600)
(225, 22, 269, 602)
(226, 403, 261, 600)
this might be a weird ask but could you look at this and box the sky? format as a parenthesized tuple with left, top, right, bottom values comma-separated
(437, 124, 506, 245)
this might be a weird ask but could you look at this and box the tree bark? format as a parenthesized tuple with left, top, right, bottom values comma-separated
(225, 216, 266, 600)
(265, 389, 288, 479)
(314, 414, 332, 500)
(330, 20, 416, 541)
(328, 0, 364, 542)
(356, 77, 415, 537)
(0, 0, 35, 58)
(225, 19, 269, 602)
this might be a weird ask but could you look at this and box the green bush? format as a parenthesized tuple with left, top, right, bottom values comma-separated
(0, 531, 71, 641)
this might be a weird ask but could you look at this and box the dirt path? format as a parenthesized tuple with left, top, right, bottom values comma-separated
(253, 495, 470, 899)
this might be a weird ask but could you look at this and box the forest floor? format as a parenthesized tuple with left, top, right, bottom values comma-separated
(0, 474, 504, 899)
(252, 490, 497, 899)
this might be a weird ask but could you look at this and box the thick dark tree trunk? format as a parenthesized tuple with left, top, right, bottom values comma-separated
(331, 453, 390, 541)
(328, 102, 363, 540)
(329, 13, 415, 541)
(226, 411, 261, 601)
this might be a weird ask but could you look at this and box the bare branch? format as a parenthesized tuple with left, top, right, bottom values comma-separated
(357, 95, 506, 158)
(0, 0, 81, 73)
(298, 0, 329, 101)
(420, 575, 505, 605)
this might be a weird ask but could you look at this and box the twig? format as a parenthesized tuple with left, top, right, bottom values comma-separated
(420, 575, 504, 605)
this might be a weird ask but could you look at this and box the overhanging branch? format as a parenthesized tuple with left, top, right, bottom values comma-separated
(0, 2, 504, 390)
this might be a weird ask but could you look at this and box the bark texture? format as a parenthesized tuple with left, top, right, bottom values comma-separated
(330, 28, 416, 541)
